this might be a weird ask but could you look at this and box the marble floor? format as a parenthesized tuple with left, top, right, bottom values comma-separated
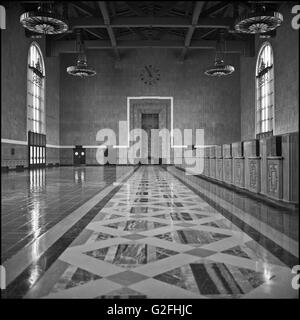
(1, 166, 299, 299)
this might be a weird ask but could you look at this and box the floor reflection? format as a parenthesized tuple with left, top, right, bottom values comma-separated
(1, 166, 298, 299)
(1, 166, 133, 262)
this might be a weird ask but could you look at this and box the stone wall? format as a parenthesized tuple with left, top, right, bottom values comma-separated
(59, 49, 241, 164)
(1, 2, 60, 168)
(240, 2, 299, 140)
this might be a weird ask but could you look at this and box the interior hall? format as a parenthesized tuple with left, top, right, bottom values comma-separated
(1, 1, 299, 299)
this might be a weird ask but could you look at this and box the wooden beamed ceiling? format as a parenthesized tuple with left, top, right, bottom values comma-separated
(18, 1, 284, 60)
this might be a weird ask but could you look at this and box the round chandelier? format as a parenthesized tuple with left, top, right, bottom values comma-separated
(234, 5, 283, 34)
(204, 30, 235, 77)
(205, 59, 235, 77)
(67, 54, 97, 78)
(67, 30, 96, 78)
(20, 3, 68, 34)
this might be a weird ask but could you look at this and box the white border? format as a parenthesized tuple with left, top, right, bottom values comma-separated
(113, 96, 187, 148)
(1, 138, 27, 146)
(1, 140, 107, 149)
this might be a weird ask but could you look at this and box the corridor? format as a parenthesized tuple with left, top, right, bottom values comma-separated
(2, 166, 297, 299)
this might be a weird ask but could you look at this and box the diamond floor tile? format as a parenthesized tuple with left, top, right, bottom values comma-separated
(155, 229, 231, 246)
(84, 243, 179, 269)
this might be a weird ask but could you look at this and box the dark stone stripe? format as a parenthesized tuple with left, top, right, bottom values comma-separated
(221, 263, 244, 294)
(190, 263, 220, 295)
(2, 167, 139, 299)
(178, 230, 189, 245)
(211, 263, 235, 294)
(166, 167, 299, 269)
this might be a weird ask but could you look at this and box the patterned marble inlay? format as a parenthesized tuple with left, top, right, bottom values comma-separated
(51, 266, 102, 293)
(222, 241, 286, 266)
(85, 244, 178, 269)
(154, 212, 208, 221)
(155, 229, 230, 245)
(97, 287, 147, 299)
(11, 166, 297, 299)
(154, 261, 267, 297)
(104, 220, 167, 232)
(130, 207, 162, 213)
(88, 232, 116, 241)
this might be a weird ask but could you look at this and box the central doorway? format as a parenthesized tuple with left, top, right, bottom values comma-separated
(128, 98, 172, 164)
(142, 113, 159, 162)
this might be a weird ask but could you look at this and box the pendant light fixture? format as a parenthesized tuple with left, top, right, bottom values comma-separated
(20, 2, 69, 35)
(204, 30, 235, 77)
(67, 30, 96, 78)
(234, 2, 283, 34)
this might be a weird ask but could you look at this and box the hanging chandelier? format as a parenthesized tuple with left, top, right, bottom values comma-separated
(204, 59, 235, 77)
(234, 3, 283, 34)
(204, 30, 235, 77)
(67, 30, 96, 78)
(20, 2, 68, 35)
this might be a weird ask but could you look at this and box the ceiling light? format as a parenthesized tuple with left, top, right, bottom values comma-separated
(205, 59, 235, 77)
(67, 30, 96, 78)
(20, 3, 68, 34)
(67, 53, 97, 78)
(205, 30, 235, 77)
(235, 5, 283, 34)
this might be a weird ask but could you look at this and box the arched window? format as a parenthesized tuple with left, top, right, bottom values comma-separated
(256, 42, 274, 137)
(27, 42, 46, 167)
(27, 42, 45, 134)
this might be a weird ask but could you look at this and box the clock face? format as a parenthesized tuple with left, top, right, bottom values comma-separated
(139, 65, 160, 85)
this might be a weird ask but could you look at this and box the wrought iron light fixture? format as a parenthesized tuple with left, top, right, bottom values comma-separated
(234, 3, 283, 34)
(20, 2, 68, 34)
(67, 30, 96, 78)
(204, 30, 235, 77)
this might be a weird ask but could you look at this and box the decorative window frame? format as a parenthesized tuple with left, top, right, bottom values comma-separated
(255, 41, 275, 139)
(27, 41, 46, 137)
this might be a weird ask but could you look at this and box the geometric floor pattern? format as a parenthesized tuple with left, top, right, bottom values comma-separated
(24, 166, 297, 299)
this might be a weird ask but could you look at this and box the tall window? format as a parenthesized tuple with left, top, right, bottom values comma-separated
(256, 42, 274, 137)
(27, 43, 46, 168)
(27, 42, 45, 135)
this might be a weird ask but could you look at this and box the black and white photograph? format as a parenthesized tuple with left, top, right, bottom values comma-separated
(0, 0, 299, 307)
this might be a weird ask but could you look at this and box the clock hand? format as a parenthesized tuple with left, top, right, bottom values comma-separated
(145, 66, 153, 78)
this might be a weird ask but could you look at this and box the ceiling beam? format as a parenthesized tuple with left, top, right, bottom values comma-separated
(69, 2, 94, 16)
(181, 1, 205, 61)
(84, 28, 104, 40)
(48, 39, 252, 56)
(197, 28, 217, 39)
(69, 16, 235, 29)
(129, 27, 148, 40)
(156, 1, 178, 16)
(200, 1, 232, 16)
(98, 1, 120, 61)
(185, 1, 193, 16)
(109, 1, 116, 17)
(125, 1, 145, 16)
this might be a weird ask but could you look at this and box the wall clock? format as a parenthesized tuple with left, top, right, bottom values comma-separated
(139, 65, 160, 85)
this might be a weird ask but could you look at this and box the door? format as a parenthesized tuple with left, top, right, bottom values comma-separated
(141, 113, 159, 162)
(73, 147, 86, 165)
